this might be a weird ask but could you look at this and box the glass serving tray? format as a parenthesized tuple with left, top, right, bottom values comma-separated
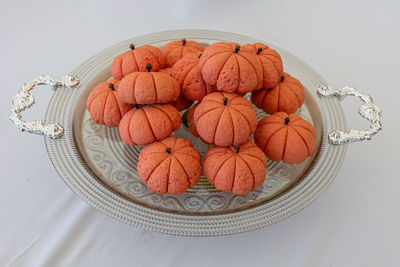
(10, 30, 382, 236)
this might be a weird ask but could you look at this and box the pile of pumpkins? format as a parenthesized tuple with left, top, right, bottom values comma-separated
(86, 39, 316, 196)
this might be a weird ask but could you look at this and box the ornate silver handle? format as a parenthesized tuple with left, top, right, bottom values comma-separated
(317, 86, 382, 145)
(9, 75, 79, 139)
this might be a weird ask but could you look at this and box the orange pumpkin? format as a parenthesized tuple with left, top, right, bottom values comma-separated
(159, 67, 173, 75)
(137, 136, 202, 195)
(251, 72, 304, 114)
(203, 140, 267, 195)
(194, 92, 257, 146)
(119, 104, 181, 146)
(118, 63, 180, 104)
(159, 66, 194, 111)
(86, 80, 132, 127)
(254, 112, 316, 164)
(242, 43, 283, 89)
(172, 52, 215, 101)
(171, 94, 193, 111)
(112, 44, 166, 80)
(162, 39, 205, 67)
(198, 42, 263, 94)
(187, 103, 199, 137)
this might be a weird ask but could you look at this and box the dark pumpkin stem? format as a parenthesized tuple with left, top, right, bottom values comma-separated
(129, 44, 135, 50)
(257, 47, 263, 55)
(108, 83, 115, 90)
(234, 46, 240, 53)
(146, 63, 153, 72)
(182, 39, 186, 46)
(198, 53, 202, 58)
(285, 117, 290, 125)
(134, 104, 140, 109)
(223, 97, 228, 105)
(166, 147, 172, 154)
(235, 144, 240, 153)
(281, 76, 285, 82)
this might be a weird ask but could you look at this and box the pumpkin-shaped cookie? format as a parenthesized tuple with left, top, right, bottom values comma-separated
(171, 95, 193, 111)
(137, 136, 202, 195)
(162, 39, 205, 67)
(118, 64, 180, 104)
(86, 80, 132, 127)
(112, 44, 166, 80)
(172, 52, 215, 101)
(251, 73, 304, 114)
(187, 103, 199, 137)
(194, 92, 257, 146)
(242, 43, 283, 89)
(158, 68, 194, 111)
(119, 104, 181, 146)
(159, 67, 173, 75)
(254, 112, 316, 164)
(198, 42, 263, 94)
(203, 140, 267, 195)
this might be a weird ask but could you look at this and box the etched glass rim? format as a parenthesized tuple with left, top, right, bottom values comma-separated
(44, 30, 347, 237)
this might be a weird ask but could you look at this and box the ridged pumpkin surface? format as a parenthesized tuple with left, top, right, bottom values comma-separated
(242, 43, 283, 89)
(162, 39, 204, 67)
(203, 140, 267, 195)
(194, 92, 257, 146)
(119, 104, 181, 146)
(137, 136, 202, 195)
(251, 73, 304, 114)
(118, 68, 180, 104)
(254, 112, 316, 164)
(112, 44, 166, 79)
(198, 42, 263, 94)
(172, 52, 215, 101)
(86, 80, 132, 127)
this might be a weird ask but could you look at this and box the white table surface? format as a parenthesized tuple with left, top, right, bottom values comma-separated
(1, 0, 399, 266)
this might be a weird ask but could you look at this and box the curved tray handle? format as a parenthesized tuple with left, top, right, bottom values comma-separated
(9, 75, 79, 139)
(317, 86, 382, 145)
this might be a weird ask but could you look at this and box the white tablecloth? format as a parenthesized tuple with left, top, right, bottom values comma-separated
(1, 1, 398, 266)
